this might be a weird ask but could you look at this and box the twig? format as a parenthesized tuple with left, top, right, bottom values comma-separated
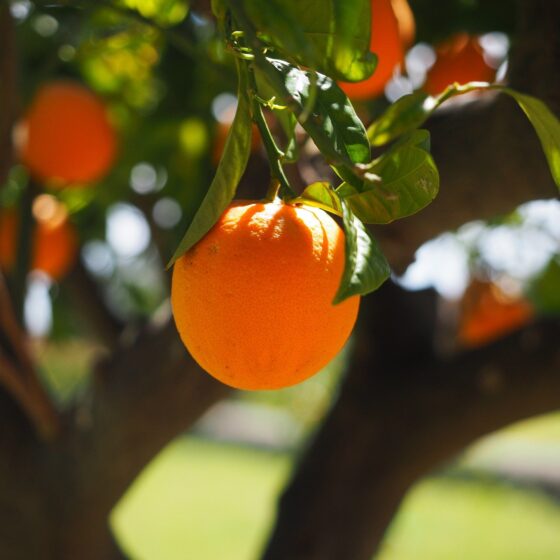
(245, 64, 294, 199)
(0, 273, 60, 439)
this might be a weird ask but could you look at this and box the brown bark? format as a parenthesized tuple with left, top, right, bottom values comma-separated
(0, 0, 559, 558)
(262, 4, 560, 557)
(262, 283, 560, 560)
(0, 316, 229, 558)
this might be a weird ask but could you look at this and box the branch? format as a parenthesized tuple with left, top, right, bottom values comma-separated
(53, 316, 230, 527)
(64, 260, 125, 351)
(262, 283, 560, 560)
(0, 273, 60, 439)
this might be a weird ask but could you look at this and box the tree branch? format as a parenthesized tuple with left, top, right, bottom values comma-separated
(262, 283, 560, 560)
(45, 316, 230, 537)
(64, 260, 125, 351)
(0, 273, 59, 439)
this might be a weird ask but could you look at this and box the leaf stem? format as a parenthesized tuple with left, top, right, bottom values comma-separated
(245, 63, 295, 198)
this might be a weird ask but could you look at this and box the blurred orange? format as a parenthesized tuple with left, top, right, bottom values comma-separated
(424, 33, 497, 96)
(340, 0, 414, 101)
(212, 121, 260, 166)
(458, 279, 534, 348)
(0, 195, 78, 280)
(17, 81, 117, 186)
(392, 0, 415, 48)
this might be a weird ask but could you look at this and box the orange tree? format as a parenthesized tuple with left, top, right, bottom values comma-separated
(0, 0, 559, 558)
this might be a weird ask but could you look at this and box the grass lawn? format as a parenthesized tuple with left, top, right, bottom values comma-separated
(112, 436, 560, 560)
(111, 438, 292, 560)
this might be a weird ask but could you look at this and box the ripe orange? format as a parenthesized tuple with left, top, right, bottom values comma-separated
(424, 33, 497, 96)
(17, 81, 117, 186)
(340, 0, 414, 101)
(0, 195, 78, 280)
(458, 279, 533, 348)
(171, 199, 360, 390)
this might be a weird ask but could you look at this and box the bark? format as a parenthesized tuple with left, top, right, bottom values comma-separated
(262, 283, 560, 560)
(262, 5, 560, 556)
(0, 316, 229, 558)
(0, 0, 560, 558)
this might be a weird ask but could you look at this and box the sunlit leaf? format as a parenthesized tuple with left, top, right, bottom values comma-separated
(258, 58, 370, 166)
(502, 88, 560, 190)
(337, 135, 439, 224)
(168, 63, 253, 265)
(367, 83, 560, 190)
(291, 182, 343, 216)
(244, 0, 376, 82)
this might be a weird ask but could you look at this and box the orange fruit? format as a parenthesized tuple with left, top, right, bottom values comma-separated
(212, 121, 260, 166)
(392, 0, 416, 48)
(458, 279, 533, 348)
(0, 195, 78, 280)
(340, 0, 413, 101)
(17, 81, 117, 186)
(171, 199, 360, 390)
(424, 33, 497, 96)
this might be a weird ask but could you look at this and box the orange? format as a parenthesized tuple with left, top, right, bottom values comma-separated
(212, 121, 260, 166)
(340, 0, 413, 101)
(17, 81, 117, 185)
(171, 199, 360, 390)
(458, 279, 533, 348)
(0, 195, 78, 280)
(424, 33, 497, 96)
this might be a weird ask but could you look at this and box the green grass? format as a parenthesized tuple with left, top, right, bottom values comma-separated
(111, 438, 292, 560)
(112, 436, 560, 560)
(378, 477, 560, 560)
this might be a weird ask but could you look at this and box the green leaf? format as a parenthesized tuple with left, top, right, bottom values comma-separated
(258, 58, 370, 166)
(367, 83, 560, 191)
(501, 88, 560, 190)
(168, 64, 253, 266)
(334, 200, 390, 304)
(244, 0, 320, 73)
(368, 91, 433, 146)
(274, 108, 299, 163)
(528, 257, 560, 315)
(337, 137, 439, 224)
(244, 0, 376, 82)
(290, 181, 343, 216)
(211, 0, 227, 18)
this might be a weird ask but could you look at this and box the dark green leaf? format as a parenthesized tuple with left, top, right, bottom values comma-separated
(501, 88, 560, 190)
(290, 182, 343, 216)
(168, 64, 253, 265)
(258, 58, 370, 166)
(275, 109, 299, 163)
(334, 200, 390, 304)
(337, 139, 439, 224)
(528, 257, 560, 315)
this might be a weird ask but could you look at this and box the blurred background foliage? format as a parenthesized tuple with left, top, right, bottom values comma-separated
(2, 0, 560, 558)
